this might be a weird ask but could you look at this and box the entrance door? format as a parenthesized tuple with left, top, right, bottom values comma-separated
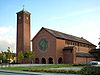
(48, 57, 53, 64)
(35, 58, 39, 64)
(41, 58, 46, 64)
(58, 57, 63, 64)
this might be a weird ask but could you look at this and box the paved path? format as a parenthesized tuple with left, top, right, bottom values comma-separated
(50, 67, 82, 71)
(0, 64, 47, 68)
(0, 72, 32, 75)
(0, 70, 79, 75)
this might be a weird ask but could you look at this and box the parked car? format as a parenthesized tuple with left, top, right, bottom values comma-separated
(87, 61, 100, 65)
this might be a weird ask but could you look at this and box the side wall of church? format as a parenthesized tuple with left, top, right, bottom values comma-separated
(75, 56, 96, 64)
(56, 39, 96, 64)
(56, 39, 65, 64)
(65, 40, 95, 53)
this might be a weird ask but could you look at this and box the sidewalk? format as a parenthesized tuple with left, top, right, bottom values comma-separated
(50, 67, 82, 71)
(0, 70, 79, 75)
(0, 70, 40, 75)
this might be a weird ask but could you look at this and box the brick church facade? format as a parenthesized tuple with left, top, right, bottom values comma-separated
(32, 27, 96, 64)
(16, 9, 97, 64)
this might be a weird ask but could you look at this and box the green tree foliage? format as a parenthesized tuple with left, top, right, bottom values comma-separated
(24, 50, 33, 63)
(94, 50, 100, 59)
(2, 52, 7, 63)
(6, 47, 12, 63)
(18, 51, 24, 63)
(0, 52, 3, 63)
(0, 47, 15, 64)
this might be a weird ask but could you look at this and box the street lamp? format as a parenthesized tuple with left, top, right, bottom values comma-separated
(98, 38, 100, 48)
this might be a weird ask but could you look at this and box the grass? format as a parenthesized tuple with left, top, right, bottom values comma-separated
(0, 64, 85, 74)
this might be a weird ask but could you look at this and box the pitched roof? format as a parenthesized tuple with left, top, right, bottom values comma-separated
(43, 27, 96, 46)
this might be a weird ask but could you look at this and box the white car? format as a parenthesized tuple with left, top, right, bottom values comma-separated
(87, 61, 100, 65)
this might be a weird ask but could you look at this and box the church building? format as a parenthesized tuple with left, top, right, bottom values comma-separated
(16, 9, 97, 64)
(32, 27, 96, 64)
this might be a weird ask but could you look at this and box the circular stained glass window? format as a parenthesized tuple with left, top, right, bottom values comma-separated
(38, 38, 48, 51)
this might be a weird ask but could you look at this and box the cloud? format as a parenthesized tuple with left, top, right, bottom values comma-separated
(0, 27, 9, 34)
(0, 26, 16, 52)
(0, 40, 15, 52)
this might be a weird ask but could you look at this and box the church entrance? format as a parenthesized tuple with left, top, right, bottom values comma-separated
(48, 57, 53, 64)
(41, 58, 46, 64)
(35, 58, 39, 64)
(58, 57, 63, 64)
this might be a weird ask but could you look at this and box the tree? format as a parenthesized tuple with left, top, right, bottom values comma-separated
(11, 53, 16, 63)
(6, 47, 12, 64)
(0, 47, 15, 64)
(24, 50, 33, 63)
(0, 52, 3, 63)
(17, 51, 24, 63)
(90, 48, 100, 60)
(2, 52, 7, 63)
(17, 50, 34, 64)
(96, 51, 100, 60)
(27, 50, 33, 63)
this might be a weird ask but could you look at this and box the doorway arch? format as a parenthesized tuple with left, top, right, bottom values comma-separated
(35, 58, 39, 64)
(58, 57, 63, 64)
(48, 57, 53, 64)
(41, 58, 46, 64)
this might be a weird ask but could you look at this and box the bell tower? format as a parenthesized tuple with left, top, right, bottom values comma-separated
(16, 9, 31, 63)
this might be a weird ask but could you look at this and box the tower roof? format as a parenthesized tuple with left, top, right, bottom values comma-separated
(16, 9, 31, 15)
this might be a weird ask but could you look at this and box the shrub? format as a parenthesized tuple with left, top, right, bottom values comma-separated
(72, 64, 91, 66)
(72, 64, 85, 66)
(79, 65, 100, 75)
(23, 69, 78, 74)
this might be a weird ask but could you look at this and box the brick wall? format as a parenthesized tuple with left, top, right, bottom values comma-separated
(63, 50, 73, 64)
(32, 29, 56, 64)
(56, 39, 65, 63)
(75, 56, 96, 64)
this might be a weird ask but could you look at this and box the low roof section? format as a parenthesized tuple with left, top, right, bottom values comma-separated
(76, 52, 95, 57)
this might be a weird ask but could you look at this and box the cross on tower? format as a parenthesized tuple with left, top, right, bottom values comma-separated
(23, 5, 25, 10)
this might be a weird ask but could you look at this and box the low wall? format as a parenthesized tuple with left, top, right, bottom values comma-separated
(75, 56, 96, 64)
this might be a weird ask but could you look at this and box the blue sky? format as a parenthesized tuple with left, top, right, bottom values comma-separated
(0, 0, 100, 52)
